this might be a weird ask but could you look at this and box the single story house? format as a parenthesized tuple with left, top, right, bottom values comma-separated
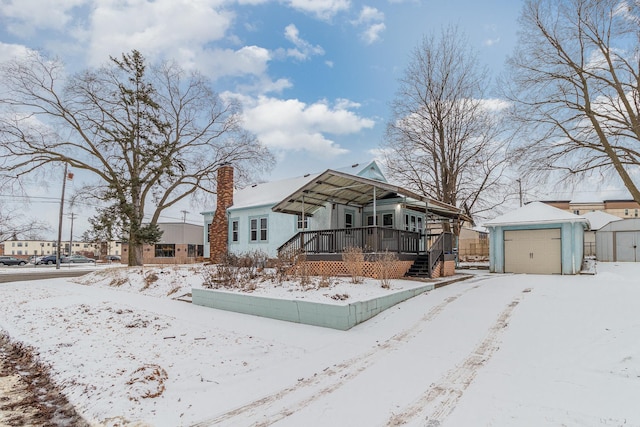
(203, 161, 468, 279)
(121, 222, 204, 264)
(485, 202, 589, 275)
(596, 218, 640, 262)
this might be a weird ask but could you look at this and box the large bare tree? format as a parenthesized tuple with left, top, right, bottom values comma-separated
(506, 0, 640, 202)
(383, 27, 510, 229)
(0, 50, 274, 265)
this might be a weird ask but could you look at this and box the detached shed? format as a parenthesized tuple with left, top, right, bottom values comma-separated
(596, 218, 640, 262)
(582, 211, 622, 257)
(485, 202, 589, 275)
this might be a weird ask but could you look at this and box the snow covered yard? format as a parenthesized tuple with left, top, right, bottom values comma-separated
(0, 263, 639, 426)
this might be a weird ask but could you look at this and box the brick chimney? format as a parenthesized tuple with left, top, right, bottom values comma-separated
(210, 163, 234, 263)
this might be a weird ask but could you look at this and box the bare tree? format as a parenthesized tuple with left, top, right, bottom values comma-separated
(0, 50, 275, 265)
(382, 26, 510, 230)
(0, 205, 50, 242)
(505, 0, 640, 202)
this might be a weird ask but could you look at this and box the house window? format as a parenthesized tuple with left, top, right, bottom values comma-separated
(367, 215, 376, 226)
(345, 212, 353, 228)
(636, 209, 639, 217)
(187, 244, 196, 257)
(154, 244, 175, 258)
(17, 242, 22, 247)
(382, 213, 393, 227)
(573, 210, 580, 215)
(260, 217, 268, 241)
(231, 220, 239, 242)
(625, 209, 629, 216)
(417, 217, 423, 233)
(250, 217, 268, 242)
(297, 214, 308, 230)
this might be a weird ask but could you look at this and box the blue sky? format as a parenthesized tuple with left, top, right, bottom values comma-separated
(0, 0, 523, 231)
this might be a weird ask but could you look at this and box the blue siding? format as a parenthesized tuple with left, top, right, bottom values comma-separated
(488, 222, 585, 275)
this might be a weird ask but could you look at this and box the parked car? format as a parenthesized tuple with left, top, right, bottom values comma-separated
(37, 255, 60, 265)
(61, 255, 95, 264)
(106, 255, 121, 262)
(0, 256, 27, 266)
(28, 255, 44, 264)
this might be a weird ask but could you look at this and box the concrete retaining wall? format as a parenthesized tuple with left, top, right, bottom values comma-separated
(192, 283, 435, 330)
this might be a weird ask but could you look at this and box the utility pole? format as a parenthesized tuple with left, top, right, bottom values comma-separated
(56, 163, 68, 270)
(181, 210, 189, 223)
(516, 178, 523, 207)
(68, 212, 77, 256)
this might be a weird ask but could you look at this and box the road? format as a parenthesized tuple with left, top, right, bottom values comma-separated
(0, 266, 97, 283)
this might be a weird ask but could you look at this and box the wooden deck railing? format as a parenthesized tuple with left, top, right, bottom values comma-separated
(277, 226, 422, 256)
(427, 232, 454, 275)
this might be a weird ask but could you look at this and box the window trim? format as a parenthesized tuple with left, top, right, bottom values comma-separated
(230, 218, 239, 243)
(249, 215, 268, 243)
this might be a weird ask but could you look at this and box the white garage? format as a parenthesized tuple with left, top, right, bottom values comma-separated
(596, 219, 640, 262)
(485, 202, 589, 275)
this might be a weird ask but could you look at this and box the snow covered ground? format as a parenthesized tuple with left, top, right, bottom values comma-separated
(0, 263, 639, 426)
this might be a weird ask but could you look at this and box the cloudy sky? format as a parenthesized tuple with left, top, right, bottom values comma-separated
(0, 0, 523, 231)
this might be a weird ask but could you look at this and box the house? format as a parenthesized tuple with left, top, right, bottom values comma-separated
(121, 222, 204, 264)
(542, 197, 640, 218)
(485, 202, 589, 275)
(203, 161, 467, 279)
(582, 211, 622, 257)
(595, 218, 640, 262)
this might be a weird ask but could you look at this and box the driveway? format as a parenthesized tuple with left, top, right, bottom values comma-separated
(0, 265, 638, 426)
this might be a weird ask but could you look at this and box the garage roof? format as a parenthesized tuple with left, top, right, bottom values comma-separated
(272, 168, 467, 221)
(484, 201, 589, 227)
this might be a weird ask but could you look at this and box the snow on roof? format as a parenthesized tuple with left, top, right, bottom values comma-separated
(484, 201, 589, 227)
(582, 211, 622, 230)
(545, 189, 633, 204)
(228, 161, 378, 211)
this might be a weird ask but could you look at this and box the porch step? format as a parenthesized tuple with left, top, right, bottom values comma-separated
(405, 255, 432, 278)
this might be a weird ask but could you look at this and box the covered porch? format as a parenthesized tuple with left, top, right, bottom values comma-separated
(272, 168, 465, 278)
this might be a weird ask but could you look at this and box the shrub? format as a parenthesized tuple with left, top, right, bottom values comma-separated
(342, 246, 364, 284)
(376, 250, 398, 289)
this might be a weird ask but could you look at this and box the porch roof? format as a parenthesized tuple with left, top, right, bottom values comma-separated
(271, 168, 467, 221)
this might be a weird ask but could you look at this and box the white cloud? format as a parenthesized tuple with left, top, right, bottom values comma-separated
(285, 0, 351, 20)
(0, 43, 35, 63)
(195, 45, 272, 79)
(283, 24, 325, 61)
(483, 38, 501, 47)
(235, 95, 375, 156)
(86, 0, 234, 67)
(0, 0, 85, 36)
(480, 98, 510, 112)
(351, 6, 385, 45)
(354, 6, 384, 24)
(362, 23, 386, 44)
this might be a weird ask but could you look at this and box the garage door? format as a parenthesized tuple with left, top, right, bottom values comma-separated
(504, 229, 561, 274)
(615, 231, 640, 262)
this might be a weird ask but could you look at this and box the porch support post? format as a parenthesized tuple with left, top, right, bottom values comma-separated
(373, 186, 378, 252)
(424, 199, 429, 253)
(301, 195, 305, 229)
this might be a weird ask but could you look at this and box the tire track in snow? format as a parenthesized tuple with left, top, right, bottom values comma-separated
(194, 277, 490, 426)
(386, 288, 531, 427)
